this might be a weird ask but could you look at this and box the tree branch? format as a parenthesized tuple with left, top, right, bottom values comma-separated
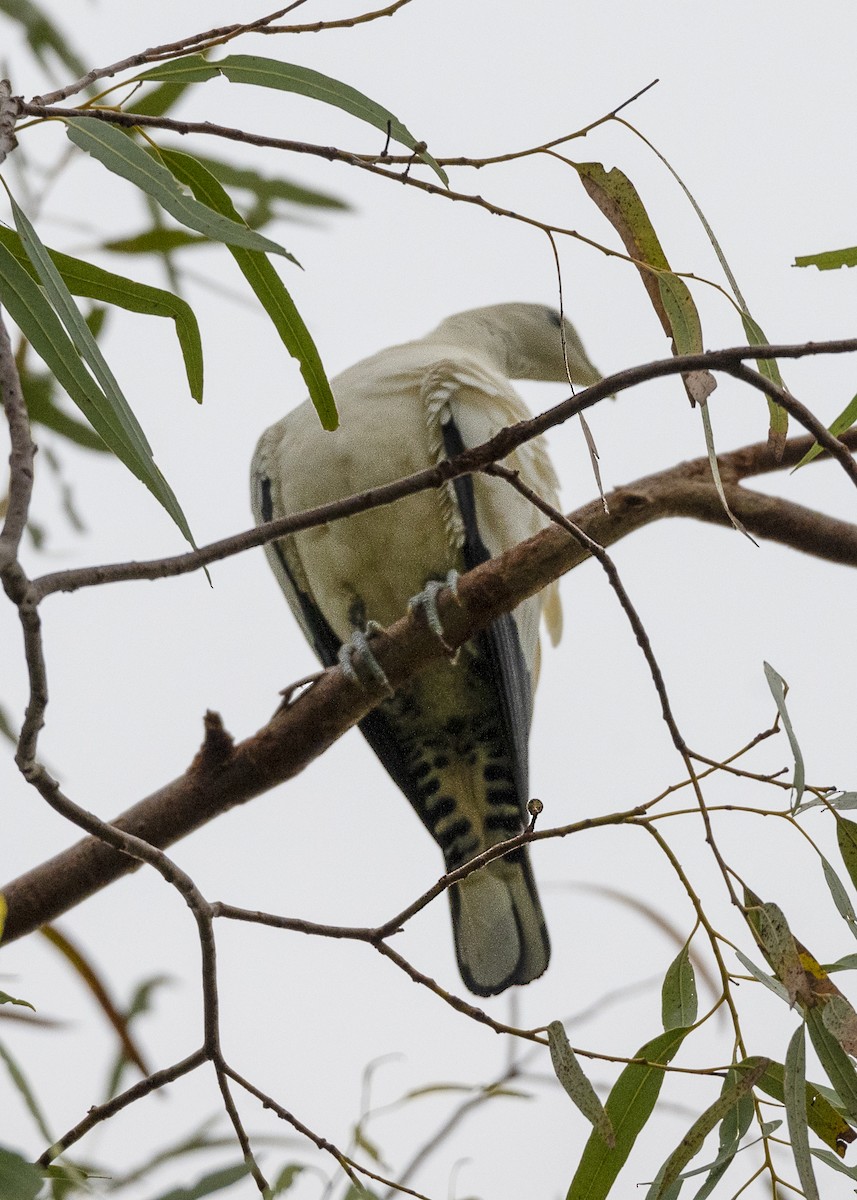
(4, 425, 857, 944)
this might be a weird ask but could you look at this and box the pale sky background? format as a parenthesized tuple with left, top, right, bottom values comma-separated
(3, 2, 857, 1198)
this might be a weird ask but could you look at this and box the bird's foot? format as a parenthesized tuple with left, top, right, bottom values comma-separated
(409, 570, 461, 659)
(337, 622, 394, 696)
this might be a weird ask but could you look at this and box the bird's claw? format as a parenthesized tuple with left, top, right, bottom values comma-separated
(338, 623, 393, 696)
(409, 570, 461, 658)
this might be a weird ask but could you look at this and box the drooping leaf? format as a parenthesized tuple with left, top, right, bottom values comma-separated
(130, 77, 196, 119)
(7, 197, 196, 544)
(566, 1025, 690, 1200)
(794, 246, 857, 271)
(750, 900, 809, 1006)
(157, 148, 337, 430)
(574, 161, 714, 408)
(739, 1055, 855, 1155)
(273, 1164, 305, 1195)
(734, 948, 789, 1003)
(824, 953, 857, 973)
(547, 1021, 614, 1147)
(794, 391, 857, 469)
(0, 225, 203, 401)
(189, 154, 349, 218)
(136, 55, 448, 185)
(762, 662, 805, 808)
(645, 1060, 768, 1200)
(20, 362, 109, 450)
(810, 1148, 857, 1182)
(784, 1023, 820, 1200)
(821, 993, 857, 1056)
(740, 311, 788, 455)
(0, 1145, 42, 1200)
(837, 816, 857, 894)
(689, 1069, 756, 1199)
(821, 856, 857, 941)
(0, 0, 85, 77)
(699, 394, 750, 536)
(661, 945, 698, 1030)
(807, 1008, 857, 1124)
(0, 1040, 53, 1143)
(64, 118, 300, 262)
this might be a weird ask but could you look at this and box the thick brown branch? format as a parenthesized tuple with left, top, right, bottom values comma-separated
(4, 437, 857, 944)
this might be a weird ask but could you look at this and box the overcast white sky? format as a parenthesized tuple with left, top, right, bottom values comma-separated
(3, 2, 857, 1198)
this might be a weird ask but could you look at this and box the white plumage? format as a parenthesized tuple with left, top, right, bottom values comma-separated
(251, 303, 600, 995)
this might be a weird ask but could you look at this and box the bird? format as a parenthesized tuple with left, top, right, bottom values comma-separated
(251, 302, 601, 996)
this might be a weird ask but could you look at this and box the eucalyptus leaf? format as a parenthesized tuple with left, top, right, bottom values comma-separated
(784, 1024, 820, 1200)
(65, 118, 299, 263)
(547, 1021, 614, 1147)
(763, 662, 805, 808)
(137, 55, 448, 185)
(157, 148, 337, 430)
(661, 945, 698, 1030)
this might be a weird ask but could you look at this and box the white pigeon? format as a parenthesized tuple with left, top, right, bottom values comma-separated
(251, 303, 601, 996)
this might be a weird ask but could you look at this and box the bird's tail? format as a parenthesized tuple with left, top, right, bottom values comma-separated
(448, 851, 550, 996)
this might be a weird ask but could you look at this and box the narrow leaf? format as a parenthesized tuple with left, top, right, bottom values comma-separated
(699, 399, 750, 536)
(65, 118, 299, 262)
(752, 900, 809, 1005)
(105, 228, 207, 255)
(740, 311, 788, 455)
(645, 1060, 768, 1200)
(566, 1026, 690, 1200)
(821, 993, 857, 1056)
(740, 1056, 855, 1155)
(9, 198, 196, 544)
(0, 990, 35, 1011)
(0, 1041, 53, 1143)
(0, 236, 194, 543)
(0, 225, 203, 401)
(0, 0, 86, 77)
(784, 1024, 820, 1200)
(763, 662, 805, 807)
(824, 953, 857, 973)
(808, 1008, 857, 1124)
(837, 816, 857, 895)
(689, 1069, 755, 1199)
(794, 391, 857, 469)
(158, 148, 338, 430)
(547, 1021, 614, 1147)
(734, 948, 789, 1003)
(661, 945, 698, 1030)
(794, 246, 857, 271)
(821, 856, 857, 941)
(190, 154, 348, 213)
(137, 55, 448, 185)
(810, 1148, 857, 1181)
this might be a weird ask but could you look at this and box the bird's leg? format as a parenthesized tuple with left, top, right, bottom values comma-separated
(337, 621, 394, 696)
(408, 569, 461, 658)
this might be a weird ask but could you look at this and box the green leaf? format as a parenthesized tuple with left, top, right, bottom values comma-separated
(763, 662, 805, 808)
(807, 1008, 857, 1124)
(273, 1164, 305, 1195)
(740, 311, 788, 454)
(794, 391, 857, 469)
(547, 1021, 614, 1147)
(189, 154, 349, 216)
(810, 1148, 857, 1181)
(699, 398, 750, 536)
(740, 1056, 855, 1155)
(0, 1145, 41, 1200)
(733, 948, 789, 1003)
(0, 225, 203, 401)
(661, 945, 698, 1030)
(0, 1040, 53, 1143)
(0, 0, 85, 77)
(794, 246, 857, 270)
(137, 55, 448, 186)
(824, 952, 857, 973)
(821, 856, 857, 940)
(689, 1069, 755, 1199)
(645, 1060, 768, 1200)
(566, 1026, 690, 1200)
(151, 1163, 250, 1200)
(105, 228, 208, 255)
(0, 990, 34, 1010)
(9, 197, 196, 545)
(64, 118, 300, 263)
(131, 78, 197, 119)
(837, 816, 857, 895)
(21, 363, 110, 451)
(157, 148, 338, 430)
(784, 1024, 820, 1200)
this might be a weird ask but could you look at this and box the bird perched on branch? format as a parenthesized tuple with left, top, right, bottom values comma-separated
(251, 303, 601, 996)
